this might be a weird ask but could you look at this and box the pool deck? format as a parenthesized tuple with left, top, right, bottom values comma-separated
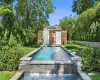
(10, 71, 24, 80)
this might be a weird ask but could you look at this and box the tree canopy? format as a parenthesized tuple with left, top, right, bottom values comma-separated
(59, 15, 76, 40)
(73, 2, 100, 41)
(0, 0, 55, 45)
(72, 0, 99, 14)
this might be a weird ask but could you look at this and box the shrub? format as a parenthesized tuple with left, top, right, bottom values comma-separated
(0, 33, 22, 71)
(0, 46, 22, 71)
(80, 47, 100, 72)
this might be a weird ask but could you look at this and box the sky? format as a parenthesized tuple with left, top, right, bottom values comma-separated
(48, 0, 76, 25)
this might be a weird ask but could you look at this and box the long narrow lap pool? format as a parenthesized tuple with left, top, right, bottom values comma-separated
(32, 47, 71, 60)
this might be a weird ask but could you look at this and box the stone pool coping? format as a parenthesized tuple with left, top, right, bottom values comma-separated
(10, 71, 24, 80)
(10, 71, 91, 80)
(30, 60, 72, 64)
(78, 71, 91, 80)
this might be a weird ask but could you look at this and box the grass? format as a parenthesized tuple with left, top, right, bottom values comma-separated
(63, 43, 86, 52)
(20, 44, 40, 56)
(0, 71, 15, 80)
(89, 73, 100, 80)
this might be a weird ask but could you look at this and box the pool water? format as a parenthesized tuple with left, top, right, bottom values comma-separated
(32, 47, 71, 60)
(19, 73, 83, 80)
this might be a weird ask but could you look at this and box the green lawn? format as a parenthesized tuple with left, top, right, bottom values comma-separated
(63, 43, 86, 52)
(0, 71, 15, 80)
(20, 44, 40, 56)
(89, 73, 100, 80)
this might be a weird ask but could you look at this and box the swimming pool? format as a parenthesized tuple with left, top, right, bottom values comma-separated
(31, 47, 72, 61)
(12, 46, 90, 80)
(19, 73, 83, 80)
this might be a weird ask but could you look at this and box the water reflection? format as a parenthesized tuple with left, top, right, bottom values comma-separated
(20, 73, 83, 80)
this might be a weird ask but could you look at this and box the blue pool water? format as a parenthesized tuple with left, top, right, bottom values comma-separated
(32, 47, 71, 60)
(20, 73, 83, 80)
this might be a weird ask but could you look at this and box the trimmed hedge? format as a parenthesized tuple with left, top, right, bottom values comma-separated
(0, 33, 23, 71)
(0, 46, 22, 71)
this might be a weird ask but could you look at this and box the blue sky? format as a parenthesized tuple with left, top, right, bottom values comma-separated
(49, 0, 76, 25)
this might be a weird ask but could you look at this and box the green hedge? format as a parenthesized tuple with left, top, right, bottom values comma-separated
(0, 32, 38, 71)
(0, 33, 23, 71)
(80, 47, 100, 72)
(73, 2, 100, 41)
(0, 46, 22, 71)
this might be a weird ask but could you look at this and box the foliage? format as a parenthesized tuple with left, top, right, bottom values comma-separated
(0, 0, 54, 71)
(0, 31, 39, 71)
(72, 0, 97, 14)
(73, 2, 100, 41)
(0, 0, 55, 45)
(0, 33, 22, 71)
(79, 47, 100, 72)
(0, 0, 14, 35)
(15, 0, 55, 45)
(0, 5, 12, 14)
(59, 15, 76, 40)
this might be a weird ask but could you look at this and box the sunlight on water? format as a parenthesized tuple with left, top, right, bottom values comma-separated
(20, 73, 83, 80)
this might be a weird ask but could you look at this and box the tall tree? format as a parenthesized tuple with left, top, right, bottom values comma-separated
(74, 2, 100, 41)
(59, 15, 76, 40)
(72, 0, 95, 14)
(0, 0, 14, 38)
(15, 0, 55, 44)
